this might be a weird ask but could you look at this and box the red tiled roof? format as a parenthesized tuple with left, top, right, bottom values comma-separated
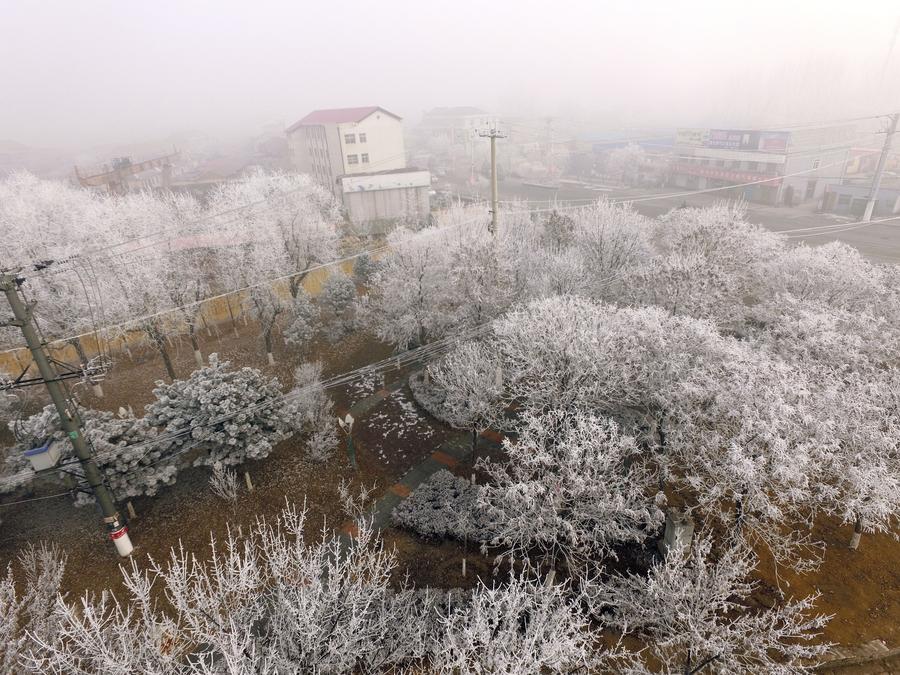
(286, 106, 400, 132)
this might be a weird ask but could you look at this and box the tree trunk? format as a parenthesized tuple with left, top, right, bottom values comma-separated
(471, 427, 478, 463)
(850, 516, 863, 550)
(265, 328, 275, 365)
(69, 336, 104, 398)
(148, 326, 176, 380)
(657, 417, 668, 491)
(226, 296, 240, 337)
(189, 325, 203, 368)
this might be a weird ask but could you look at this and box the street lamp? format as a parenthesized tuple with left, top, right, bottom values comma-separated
(338, 413, 357, 472)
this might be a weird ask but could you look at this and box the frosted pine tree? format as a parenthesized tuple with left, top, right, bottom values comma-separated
(318, 270, 359, 343)
(283, 286, 319, 353)
(145, 353, 290, 467)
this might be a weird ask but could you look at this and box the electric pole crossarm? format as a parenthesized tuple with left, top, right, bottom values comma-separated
(0, 272, 133, 557)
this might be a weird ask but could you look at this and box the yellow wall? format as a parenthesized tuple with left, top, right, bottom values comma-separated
(0, 260, 357, 379)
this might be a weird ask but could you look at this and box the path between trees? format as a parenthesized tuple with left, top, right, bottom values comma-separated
(335, 375, 503, 540)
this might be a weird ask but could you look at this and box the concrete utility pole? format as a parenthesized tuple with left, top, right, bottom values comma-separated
(863, 112, 899, 222)
(0, 272, 133, 557)
(477, 125, 507, 235)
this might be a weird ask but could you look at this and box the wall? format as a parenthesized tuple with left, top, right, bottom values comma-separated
(338, 113, 406, 176)
(343, 184, 430, 224)
(0, 261, 357, 380)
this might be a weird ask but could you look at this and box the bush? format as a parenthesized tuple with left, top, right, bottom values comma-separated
(407, 371, 454, 424)
(392, 470, 494, 543)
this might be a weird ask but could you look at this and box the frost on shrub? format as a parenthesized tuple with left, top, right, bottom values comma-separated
(0, 542, 67, 674)
(408, 371, 453, 424)
(392, 470, 494, 542)
(284, 361, 338, 462)
(145, 353, 290, 468)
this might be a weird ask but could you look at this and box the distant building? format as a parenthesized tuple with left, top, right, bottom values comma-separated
(670, 124, 858, 205)
(286, 106, 430, 225)
(420, 107, 494, 144)
(74, 150, 180, 194)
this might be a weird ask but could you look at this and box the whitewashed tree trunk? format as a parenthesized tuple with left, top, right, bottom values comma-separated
(849, 517, 863, 550)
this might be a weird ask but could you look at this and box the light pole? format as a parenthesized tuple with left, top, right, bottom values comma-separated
(338, 413, 357, 472)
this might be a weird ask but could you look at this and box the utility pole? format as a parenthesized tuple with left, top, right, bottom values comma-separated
(0, 272, 133, 557)
(863, 112, 899, 222)
(477, 125, 507, 235)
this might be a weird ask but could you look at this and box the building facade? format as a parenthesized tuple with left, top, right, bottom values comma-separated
(286, 106, 430, 224)
(286, 106, 407, 196)
(670, 124, 858, 206)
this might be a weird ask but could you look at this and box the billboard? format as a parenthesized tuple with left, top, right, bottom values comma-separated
(675, 128, 708, 147)
(707, 129, 760, 150)
(757, 131, 789, 152)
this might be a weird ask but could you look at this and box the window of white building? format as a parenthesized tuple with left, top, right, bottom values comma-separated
(344, 134, 356, 144)
(361, 153, 369, 164)
(347, 154, 359, 165)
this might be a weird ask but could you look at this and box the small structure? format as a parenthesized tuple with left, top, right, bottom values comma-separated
(23, 439, 63, 472)
(340, 168, 431, 228)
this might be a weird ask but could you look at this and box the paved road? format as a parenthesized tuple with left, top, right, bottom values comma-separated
(443, 180, 900, 264)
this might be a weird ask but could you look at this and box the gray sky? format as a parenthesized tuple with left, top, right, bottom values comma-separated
(3, 0, 900, 148)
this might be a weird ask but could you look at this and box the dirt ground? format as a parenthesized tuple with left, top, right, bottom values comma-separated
(0, 319, 898, 654)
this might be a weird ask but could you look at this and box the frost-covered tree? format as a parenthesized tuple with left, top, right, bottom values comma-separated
(29, 504, 436, 674)
(283, 286, 318, 352)
(317, 270, 358, 343)
(145, 353, 289, 467)
(434, 573, 602, 674)
(624, 203, 783, 328)
(585, 535, 831, 674)
(814, 372, 900, 549)
(429, 341, 504, 458)
(352, 251, 382, 286)
(284, 361, 338, 462)
(672, 356, 825, 571)
(606, 143, 645, 185)
(243, 285, 285, 365)
(0, 542, 67, 674)
(479, 409, 663, 570)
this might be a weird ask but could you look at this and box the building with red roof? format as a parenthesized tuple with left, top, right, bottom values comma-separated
(286, 106, 431, 225)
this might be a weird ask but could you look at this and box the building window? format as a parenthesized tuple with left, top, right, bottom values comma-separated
(837, 194, 851, 206)
(812, 158, 820, 169)
(347, 154, 359, 165)
(359, 133, 367, 143)
(344, 134, 356, 144)
(747, 161, 758, 172)
(361, 153, 369, 164)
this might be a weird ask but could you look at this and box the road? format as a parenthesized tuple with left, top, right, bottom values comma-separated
(441, 179, 900, 264)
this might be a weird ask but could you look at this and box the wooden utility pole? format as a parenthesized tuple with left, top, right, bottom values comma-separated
(478, 125, 507, 235)
(0, 271, 133, 556)
(863, 113, 899, 222)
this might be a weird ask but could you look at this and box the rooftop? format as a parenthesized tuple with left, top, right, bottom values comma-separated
(287, 107, 400, 132)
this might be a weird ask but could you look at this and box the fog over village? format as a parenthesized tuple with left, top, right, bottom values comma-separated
(2, 1, 900, 673)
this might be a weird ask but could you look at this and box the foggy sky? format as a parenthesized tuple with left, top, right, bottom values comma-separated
(3, 0, 900, 149)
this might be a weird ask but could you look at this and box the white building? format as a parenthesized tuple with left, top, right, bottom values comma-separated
(286, 106, 407, 195)
(286, 106, 430, 225)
